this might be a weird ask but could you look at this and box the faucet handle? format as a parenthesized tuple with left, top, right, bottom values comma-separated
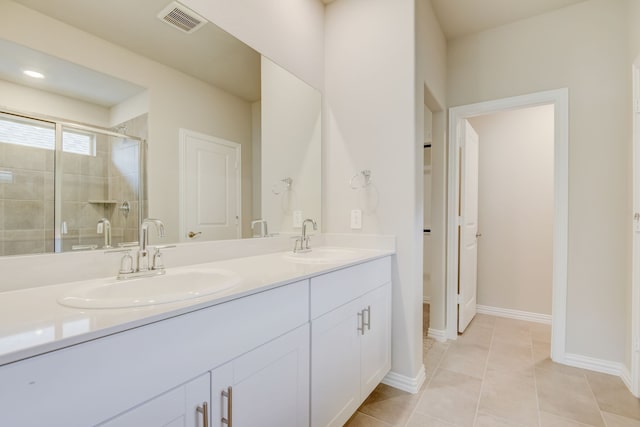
(118, 250, 134, 274)
(151, 245, 175, 271)
(153, 245, 176, 250)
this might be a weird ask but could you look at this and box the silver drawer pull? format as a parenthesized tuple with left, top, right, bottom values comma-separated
(363, 305, 371, 331)
(357, 311, 365, 335)
(222, 386, 233, 426)
(196, 401, 209, 427)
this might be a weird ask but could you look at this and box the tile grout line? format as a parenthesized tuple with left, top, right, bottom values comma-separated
(401, 336, 448, 427)
(530, 326, 543, 427)
(584, 372, 610, 427)
(471, 318, 496, 426)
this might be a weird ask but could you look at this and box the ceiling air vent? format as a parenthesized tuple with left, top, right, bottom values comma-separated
(157, 2, 208, 34)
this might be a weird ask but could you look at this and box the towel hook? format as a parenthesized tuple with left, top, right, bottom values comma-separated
(272, 177, 293, 195)
(350, 170, 372, 189)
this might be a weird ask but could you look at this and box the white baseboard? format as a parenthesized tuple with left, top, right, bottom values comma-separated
(560, 354, 636, 396)
(476, 305, 551, 324)
(564, 353, 626, 377)
(423, 296, 431, 304)
(382, 365, 426, 394)
(427, 328, 447, 343)
(621, 366, 633, 393)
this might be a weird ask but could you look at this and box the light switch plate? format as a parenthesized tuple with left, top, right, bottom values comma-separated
(293, 210, 303, 228)
(350, 209, 362, 229)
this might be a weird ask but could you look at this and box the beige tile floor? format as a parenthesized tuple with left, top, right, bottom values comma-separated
(345, 313, 640, 427)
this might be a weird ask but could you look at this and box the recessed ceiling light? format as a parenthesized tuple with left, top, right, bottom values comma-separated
(23, 70, 45, 79)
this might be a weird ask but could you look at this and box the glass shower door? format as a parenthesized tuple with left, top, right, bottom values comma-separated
(0, 112, 55, 256)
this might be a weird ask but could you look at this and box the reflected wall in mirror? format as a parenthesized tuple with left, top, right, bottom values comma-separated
(0, 0, 321, 255)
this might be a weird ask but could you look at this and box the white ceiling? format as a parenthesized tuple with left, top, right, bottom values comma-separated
(0, 38, 145, 107)
(431, 0, 587, 40)
(10, 0, 261, 103)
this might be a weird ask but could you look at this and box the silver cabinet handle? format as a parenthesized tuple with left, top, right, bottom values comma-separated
(222, 386, 233, 426)
(357, 311, 364, 335)
(196, 401, 209, 427)
(363, 305, 371, 331)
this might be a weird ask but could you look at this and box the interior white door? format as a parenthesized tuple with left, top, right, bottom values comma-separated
(458, 120, 480, 333)
(180, 130, 241, 242)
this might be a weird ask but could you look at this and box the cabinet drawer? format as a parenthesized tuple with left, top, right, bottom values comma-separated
(0, 280, 309, 427)
(310, 257, 391, 319)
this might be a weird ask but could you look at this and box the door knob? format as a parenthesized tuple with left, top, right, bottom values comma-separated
(188, 231, 202, 239)
(476, 232, 482, 238)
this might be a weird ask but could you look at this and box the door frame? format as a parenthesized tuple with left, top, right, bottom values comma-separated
(631, 61, 640, 397)
(178, 128, 242, 242)
(446, 89, 569, 364)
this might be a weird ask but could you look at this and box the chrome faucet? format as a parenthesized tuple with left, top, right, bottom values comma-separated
(294, 218, 317, 253)
(97, 218, 112, 249)
(138, 218, 165, 272)
(110, 218, 174, 280)
(251, 219, 269, 237)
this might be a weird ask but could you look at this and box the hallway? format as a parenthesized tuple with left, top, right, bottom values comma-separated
(346, 315, 640, 426)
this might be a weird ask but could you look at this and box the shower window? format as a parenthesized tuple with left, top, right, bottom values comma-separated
(0, 111, 144, 256)
(0, 116, 96, 155)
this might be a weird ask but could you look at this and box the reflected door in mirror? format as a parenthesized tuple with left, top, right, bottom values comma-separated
(180, 129, 241, 242)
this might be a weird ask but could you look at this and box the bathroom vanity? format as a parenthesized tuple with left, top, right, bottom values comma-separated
(0, 247, 392, 427)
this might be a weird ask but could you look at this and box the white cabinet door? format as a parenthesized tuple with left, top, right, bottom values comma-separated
(311, 282, 392, 427)
(210, 325, 309, 427)
(360, 283, 392, 398)
(99, 373, 210, 427)
(311, 298, 362, 427)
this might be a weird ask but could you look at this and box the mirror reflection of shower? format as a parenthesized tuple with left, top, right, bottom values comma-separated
(0, 110, 146, 255)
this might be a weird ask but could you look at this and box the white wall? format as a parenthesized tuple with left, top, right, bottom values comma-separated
(251, 101, 262, 225)
(182, 0, 324, 92)
(324, 0, 424, 385)
(261, 56, 322, 235)
(0, 80, 110, 126)
(448, 0, 630, 363)
(417, 0, 448, 332)
(468, 105, 554, 315)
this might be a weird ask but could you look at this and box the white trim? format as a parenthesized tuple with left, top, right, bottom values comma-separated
(427, 328, 447, 343)
(564, 353, 628, 378)
(621, 366, 635, 397)
(381, 365, 426, 394)
(631, 61, 640, 398)
(476, 305, 551, 325)
(178, 129, 242, 242)
(446, 89, 569, 367)
(423, 296, 431, 304)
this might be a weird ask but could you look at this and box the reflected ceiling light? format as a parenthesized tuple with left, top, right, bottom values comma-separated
(23, 70, 45, 79)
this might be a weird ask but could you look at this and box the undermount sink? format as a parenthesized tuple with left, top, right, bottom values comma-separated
(58, 267, 242, 309)
(282, 247, 362, 264)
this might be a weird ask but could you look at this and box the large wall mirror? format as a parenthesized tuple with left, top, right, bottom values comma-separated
(0, 0, 321, 256)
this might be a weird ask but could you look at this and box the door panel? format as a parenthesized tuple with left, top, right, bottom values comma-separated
(458, 120, 480, 333)
(311, 299, 362, 427)
(210, 325, 309, 427)
(99, 373, 209, 427)
(181, 129, 240, 242)
(360, 283, 391, 398)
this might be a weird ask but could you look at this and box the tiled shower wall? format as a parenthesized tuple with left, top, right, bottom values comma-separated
(61, 114, 147, 251)
(0, 143, 54, 256)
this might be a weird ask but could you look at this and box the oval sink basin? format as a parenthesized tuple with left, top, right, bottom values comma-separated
(58, 268, 241, 309)
(282, 247, 362, 264)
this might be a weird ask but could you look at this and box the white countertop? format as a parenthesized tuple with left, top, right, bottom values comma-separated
(0, 247, 392, 367)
